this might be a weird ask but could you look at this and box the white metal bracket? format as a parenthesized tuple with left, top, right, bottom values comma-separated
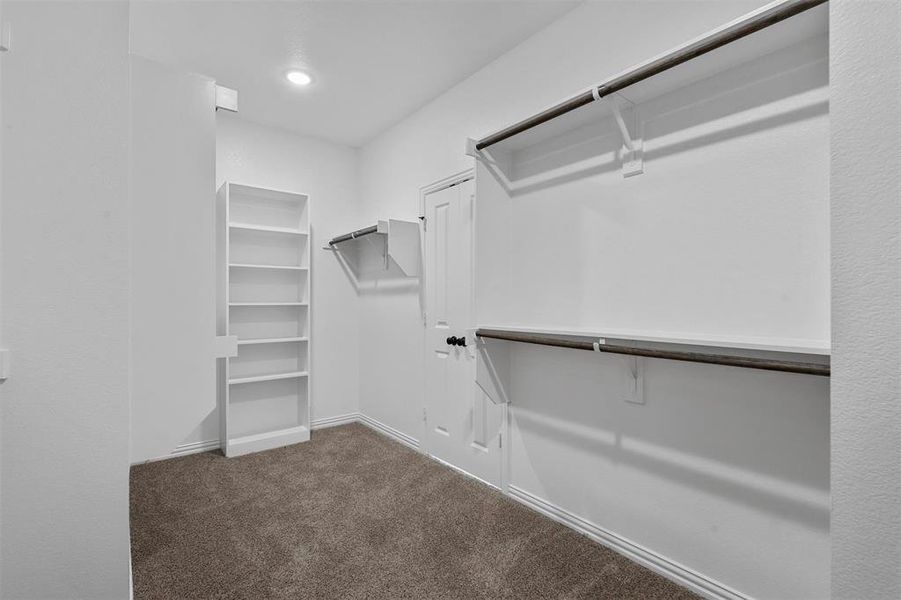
(595, 89, 643, 177)
(625, 356, 645, 404)
(465, 138, 480, 159)
(593, 339, 644, 404)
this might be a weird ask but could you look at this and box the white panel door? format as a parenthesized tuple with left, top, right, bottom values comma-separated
(424, 178, 503, 487)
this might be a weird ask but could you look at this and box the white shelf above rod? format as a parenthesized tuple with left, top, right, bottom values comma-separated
(326, 219, 420, 276)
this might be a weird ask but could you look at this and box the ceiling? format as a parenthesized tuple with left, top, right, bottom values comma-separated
(130, 1, 580, 147)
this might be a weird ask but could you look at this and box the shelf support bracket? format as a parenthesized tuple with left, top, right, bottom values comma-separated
(596, 89, 643, 178)
(626, 356, 645, 404)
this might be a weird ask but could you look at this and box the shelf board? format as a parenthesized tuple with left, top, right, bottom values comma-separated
(226, 425, 310, 458)
(476, 326, 830, 376)
(229, 263, 307, 271)
(476, 324, 830, 356)
(228, 371, 309, 385)
(482, 2, 827, 154)
(229, 302, 308, 307)
(237, 337, 308, 346)
(228, 222, 308, 235)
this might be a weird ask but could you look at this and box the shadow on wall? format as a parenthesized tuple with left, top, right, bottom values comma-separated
(481, 35, 828, 197)
(325, 235, 420, 296)
(509, 341, 829, 532)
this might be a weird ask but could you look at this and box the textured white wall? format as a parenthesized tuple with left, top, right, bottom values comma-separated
(216, 113, 362, 434)
(358, 1, 829, 598)
(130, 56, 218, 463)
(830, 1, 901, 599)
(0, 1, 132, 598)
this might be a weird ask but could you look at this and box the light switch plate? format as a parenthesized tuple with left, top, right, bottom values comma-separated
(1, 21, 11, 52)
(0, 349, 10, 381)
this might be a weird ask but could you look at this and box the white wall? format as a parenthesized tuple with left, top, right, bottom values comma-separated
(130, 56, 218, 463)
(358, 1, 829, 598)
(830, 1, 901, 598)
(216, 113, 362, 437)
(0, 1, 132, 598)
(0, 0, 5, 590)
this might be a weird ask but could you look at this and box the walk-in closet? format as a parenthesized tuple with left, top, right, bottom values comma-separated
(1, 1, 899, 599)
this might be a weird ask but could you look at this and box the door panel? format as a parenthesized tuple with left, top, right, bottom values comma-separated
(424, 177, 503, 487)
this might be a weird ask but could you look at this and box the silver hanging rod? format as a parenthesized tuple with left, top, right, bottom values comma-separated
(474, 0, 827, 151)
(328, 225, 379, 246)
(475, 329, 830, 377)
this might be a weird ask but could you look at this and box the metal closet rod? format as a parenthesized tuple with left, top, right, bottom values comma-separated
(475, 0, 827, 151)
(475, 329, 831, 377)
(328, 225, 379, 246)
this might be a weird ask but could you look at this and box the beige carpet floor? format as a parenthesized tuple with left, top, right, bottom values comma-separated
(130, 423, 699, 600)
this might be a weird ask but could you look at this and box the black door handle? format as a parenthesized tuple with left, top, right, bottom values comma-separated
(446, 335, 467, 347)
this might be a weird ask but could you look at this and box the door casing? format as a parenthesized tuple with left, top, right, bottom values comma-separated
(419, 168, 507, 490)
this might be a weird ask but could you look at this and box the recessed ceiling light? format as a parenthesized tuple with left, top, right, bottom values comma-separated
(286, 70, 312, 86)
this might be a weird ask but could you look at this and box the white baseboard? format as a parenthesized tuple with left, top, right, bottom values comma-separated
(357, 413, 420, 451)
(172, 439, 220, 457)
(506, 485, 748, 600)
(312, 413, 360, 430)
(430, 454, 498, 490)
(133, 412, 420, 465)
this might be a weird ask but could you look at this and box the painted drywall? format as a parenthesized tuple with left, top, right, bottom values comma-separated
(0, 1, 132, 598)
(130, 56, 218, 463)
(830, 1, 901, 598)
(357, 1, 829, 598)
(215, 113, 362, 443)
(0, 0, 5, 590)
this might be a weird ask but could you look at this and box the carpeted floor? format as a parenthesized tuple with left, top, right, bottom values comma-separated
(130, 423, 699, 600)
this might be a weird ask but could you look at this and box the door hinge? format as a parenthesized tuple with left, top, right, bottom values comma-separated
(498, 433, 502, 449)
(419, 215, 426, 231)
(422, 407, 427, 422)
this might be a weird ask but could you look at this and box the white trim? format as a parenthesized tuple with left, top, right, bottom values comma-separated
(357, 413, 420, 451)
(172, 439, 221, 456)
(132, 412, 421, 465)
(431, 454, 498, 491)
(132, 439, 220, 465)
(312, 413, 360, 430)
(507, 484, 749, 600)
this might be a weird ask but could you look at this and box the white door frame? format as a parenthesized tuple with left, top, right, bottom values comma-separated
(419, 168, 508, 490)
(419, 169, 474, 456)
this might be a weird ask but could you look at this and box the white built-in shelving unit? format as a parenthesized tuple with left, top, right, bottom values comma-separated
(216, 183, 311, 457)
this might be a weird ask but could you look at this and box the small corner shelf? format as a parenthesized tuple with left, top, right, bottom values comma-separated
(217, 182, 312, 458)
(327, 219, 420, 276)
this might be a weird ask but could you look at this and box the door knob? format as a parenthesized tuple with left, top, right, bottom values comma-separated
(455, 336, 466, 347)
(446, 336, 455, 346)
